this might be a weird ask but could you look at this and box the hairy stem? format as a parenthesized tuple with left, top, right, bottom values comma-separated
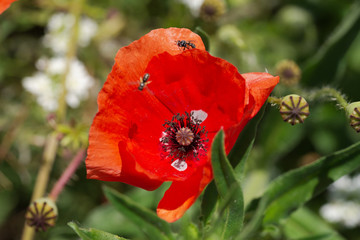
(21, 1, 86, 239)
(267, 96, 282, 106)
(57, 0, 84, 122)
(306, 86, 349, 110)
(49, 148, 86, 201)
(21, 133, 59, 240)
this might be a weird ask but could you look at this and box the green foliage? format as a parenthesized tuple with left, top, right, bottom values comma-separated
(1, 0, 360, 239)
(240, 141, 360, 239)
(211, 130, 244, 239)
(68, 222, 127, 240)
(283, 208, 345, 240)
(302, 2, 360, 86)
(194, 27, 210, 51)
(103, 186, 175, 240)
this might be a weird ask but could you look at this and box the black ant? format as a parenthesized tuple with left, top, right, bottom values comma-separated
(176, 40, 196, 50)
(138, 73, 150, 91)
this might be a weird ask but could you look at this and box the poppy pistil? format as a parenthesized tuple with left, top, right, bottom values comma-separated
(160, 111, 208, 164)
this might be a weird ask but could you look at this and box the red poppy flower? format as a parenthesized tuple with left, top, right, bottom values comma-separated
(86, 28, 279, 222)
(0, 0, 17, 14)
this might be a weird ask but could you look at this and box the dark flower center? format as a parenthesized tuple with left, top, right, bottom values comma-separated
(160, 112, 208, 162)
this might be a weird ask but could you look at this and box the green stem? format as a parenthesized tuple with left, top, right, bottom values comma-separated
(267, 96, 282, 106)
(21, 133, 59, 240)
(57, 0, 84, 122)
(306, 86, 349, 110)
(21, 1, 86, 239)
(268, 86, 349, 110)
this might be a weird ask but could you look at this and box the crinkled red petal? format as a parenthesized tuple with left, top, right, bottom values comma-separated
(0, 0, 17, 14)
(157, 162, 212, 222)
(146, 49, 246, 133)
(129, 49, 246, 180)
(242, 72, 279, 118)
(97, 28, 205, 111)
(222, 73, 279, 151)
(86, 28, 205, 188)
(86, 89, 169, 190)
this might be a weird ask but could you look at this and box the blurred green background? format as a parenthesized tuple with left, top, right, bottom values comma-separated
(1, 0, 360, 239)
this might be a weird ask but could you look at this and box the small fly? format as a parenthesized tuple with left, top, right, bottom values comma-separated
(176, 40, 196, 51)
(138, 73, 150, 91)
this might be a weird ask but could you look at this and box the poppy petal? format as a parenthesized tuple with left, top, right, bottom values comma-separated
(87, 28, 206, 187)
(123, 49, 246, 180)
(0, 0, 17, 14)
(222, 72, 278, 153)
(146, 49, 246, 133)
(157, 162, 212, 222)
(242, 72, 279, 118)
(98, 28, 205, 110)
(86, 88, 171, 190)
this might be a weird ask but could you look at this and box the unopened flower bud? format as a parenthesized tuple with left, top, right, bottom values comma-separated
(347, 102, 360, 132)
(25, 197, 58, 232)
(280, 94, 309, 125)
(200, 0, 226, 22)
(276, 60, 301, 86)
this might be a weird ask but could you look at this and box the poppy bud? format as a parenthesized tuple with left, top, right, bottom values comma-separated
(346, 102, 360, 132)
(200, 0, 226, 22)
(275, 60, 301, 87)
(25, 197, 58, 232)
(280, 94, 309, 125)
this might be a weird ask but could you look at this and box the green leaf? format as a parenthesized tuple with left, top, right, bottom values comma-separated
(194, 27, 210, 51)
(83, 204, 140, 237)
(211, 130, 244, 239)
(229, 105, 266, 179)
(283, 208, 345, 240)
(257, 108, 305, 168)
(302, 2, 360, 86)
(201, 106, 265, 226)
(68, 221, 127, 240)
(103, 186, 174, 240)
(240, 141, 360, 239)
(293, 234, 335, 240)
(200, 181, 218, 225)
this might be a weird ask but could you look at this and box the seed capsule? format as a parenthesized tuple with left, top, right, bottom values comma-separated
(25, 197, 58, 232)
(347, 102, 360, 132)
(200, 0, 225, 22)
(275, 60, 301, 86)
(280, 94, 309, 125)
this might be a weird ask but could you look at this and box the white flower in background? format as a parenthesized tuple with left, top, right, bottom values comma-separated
(22, 73, 59, 111)
(178, 0, 205, 16)
(78, 17, 98, 47)
(320, 173, 360, 228)
(328, 175, 360, 199)
(43, 12, 98, 55)
(320, 201, 360, 228)
(22, 57, 94, 111)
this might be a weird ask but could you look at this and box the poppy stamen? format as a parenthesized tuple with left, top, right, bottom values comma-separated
(160, 111, 208, 163)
